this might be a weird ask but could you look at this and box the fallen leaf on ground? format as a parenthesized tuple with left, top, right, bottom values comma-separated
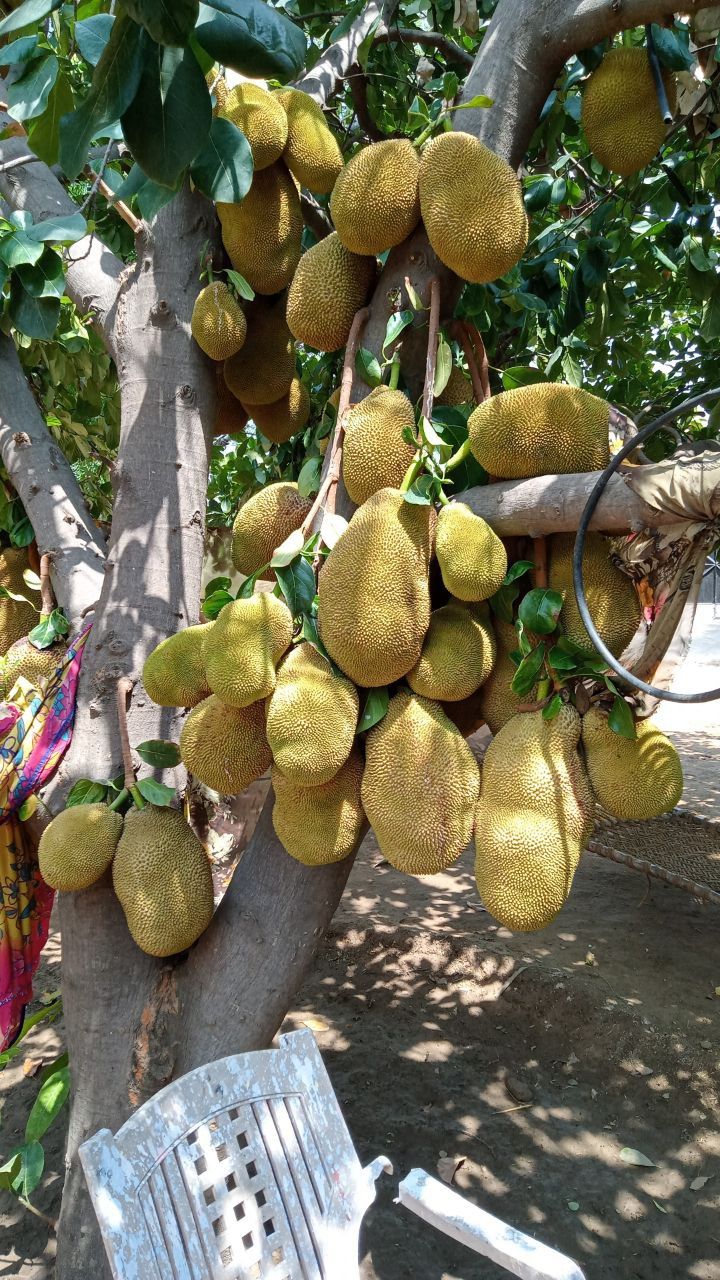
(620, 1147, 657, 1168)
(301, 1016, 329, 1032)
(690, 1176, 710, 1191)
(437, 1156, 465, 1185)
(653, 1200, 668, 1214)
(567, 1200, 580, 1211)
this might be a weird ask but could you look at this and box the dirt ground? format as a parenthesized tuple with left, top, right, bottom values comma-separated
(1, 608, 717, 1279)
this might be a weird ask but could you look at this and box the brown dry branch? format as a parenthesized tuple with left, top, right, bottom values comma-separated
(421, 276, 442, 424)
(532, 536, 548, 589)
(115, 677, 136, 792)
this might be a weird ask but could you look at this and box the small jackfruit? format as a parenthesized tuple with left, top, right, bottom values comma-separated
(341, 387, 417, 506)
(317, 488, 434, 687)
(204, 594, 293, 707)
(215, 369, 249, 436)
(222, 82, 288, 170)
(191, 281, 247, 361)
(275, 88, 343, 194)
(437, 365, 474, 407)
(180, 694, 272, 795)
(231, 482, 312, 578)
(468, 384, 610, 479)
(272, 747, 365, 865)
(419, 133, 528, 284)
(330, 139, 420, 255)
(113, 805, 214, 957)
(250, 377, 310, 444)
(407, 601, 496, 702)
(143, 624, 211, 708)
(0, 548, 38, 653)
(39, 803, 123, 891)
(224, 298, 295, 406)
(582, 47, 676, 177)
(267, 643, 358, 786)
(435, 502, 507, 602)
(206, 70, 228, 117)
(548, 532, 641, 659)
(477, 620, 530, 735)
(362, 690, 480, 875)
(286, 232, 375, 352)
(218, 164, 302, 295)
(3, 634, 62, 700)
(582, 708, 683, 819)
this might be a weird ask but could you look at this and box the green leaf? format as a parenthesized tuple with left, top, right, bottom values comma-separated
(547, 644, 578, 672)
(510, 643, 546, 696)
(18, 795, 39, 821)
(524, 175, 553, 211)
(489, 581, 519, 624)
(358, 687, 389, 733)
(25, 71, 74, 166)
(10, 517, 35, 548)
(10, 1141, 44, 1198)
(608, 696, 636, 740)
(270, 529, 305, 567)
(382, 309, 413, 356)
(542, 692, 563, 720)
(619, 1145, 656, 1167)
(225, 269, 254, 301)
(0, 35, 40, 63)
(65, 779, 109, 806)
(501, 365, 545, 391)
(75, 13, 116, 65)
(195, 0, 306, 80)
(201, 587, 233, 618)
(433, 334, 452, 397)
(0, 0, 62, 38)
(355, 347, 383, 388)
(203, 575, 231, 596)
(454, 93, 492, 110)
(121, 36, 211, 188)
(563, 268, 588, 334)
(503, 559, 535, 585)
(402, 474, 436, 505)
(28, 608, 68, 647)
(518, 587, 564, 636)
(650, 24, 694, 72)
(15, 253, 65, 301)
(561, 348, 583, 387)
(60, 12, 146, 178)
(581, 244, 609, 287)
(29, 212, 87, 244)
(0, 1153, 22, 1191)
(25, 1065, 69, 1144)
(136, 778, 176, 805)
(6, 53, 58, 123)
(190, 117, 253, 204)
(297, 455, 322, 498)
(117, 0, 199, 46)
(275, 558, 316, 616)
(135, 739, 181, 768)
(0, 229, 45, 268)
(236, 569, 264, 600)
(8, 279, 61, 340)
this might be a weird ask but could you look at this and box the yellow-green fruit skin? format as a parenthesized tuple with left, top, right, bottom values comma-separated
(548, 532, 641, 659)
(274, 89, 343, 194)
(191, 282, 247, 361)
(317, 488, 434, 688)
(582, 708, 683, 819)
(437, 365, 474, 407)
(285, 233, 375, 353)
(223, 299, 295, 406)
(468, 384, 610, 480)
(272, 748, 365, 865)
(231, 482, 312, 578)
(113, 806, 214, 957)
(419, 132, 528, 284)
(3, 637, 62, 699)
(267, 643, 358, 786)
(475, 706, 595, 931)
(582, 47, 677, 177)
(407, 602, 496, 702)
(39, 803, 123, 891)
(435, 503, 508, 602)
(330, 139, 420, 255)
(217, 165, 302, 295)
(180, 694, 272, 795)
(342, 387, 417, 506)
(249, 378, 310, 444)
(204, 594, 293, 708)
(478, 620, 530, 736)
(215, 370, 249, 436)
(221, 82, 288, 170)
(0, 548, 38, 653)
(363, 690, 480, 875)
(143, 624, 211, 708)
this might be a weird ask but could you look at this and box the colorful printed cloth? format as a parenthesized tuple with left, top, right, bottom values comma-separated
(0, 626, 90, 1051)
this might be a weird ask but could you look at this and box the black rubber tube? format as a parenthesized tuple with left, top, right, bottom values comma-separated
(646, 24, 674, 124)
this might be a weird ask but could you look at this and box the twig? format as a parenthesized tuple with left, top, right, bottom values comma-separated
(463, 322, 491, 400)
(84, 165, 141, 234)
(374, 26, 474, 67)
(39, 552, 55, 617)
(421, 275, 441, 424)
(299, 192, 333, 241)
(348, 62, 384, 140)
(0, 153, 37, 174)
(532, 536, 548, 589)
(115, 677, 135, 791)
(450, 319, 488, 403)
(18, 1197, 57, 1231)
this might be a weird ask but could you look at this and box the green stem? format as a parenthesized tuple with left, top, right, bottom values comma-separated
(436, 486, 450, 507)
(444, 437, 472, 472)
(129, 785, 147, 810)
(399, 453, 424, 493)
(414, 113, 448, 149)
(388, 359, 401, 391)
(109, 788, 129, 812)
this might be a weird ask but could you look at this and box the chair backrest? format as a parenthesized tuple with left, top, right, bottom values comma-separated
(80, 1030, 371, 1280)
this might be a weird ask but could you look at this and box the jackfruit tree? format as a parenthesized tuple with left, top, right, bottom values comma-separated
(0, 0, 718, 1273)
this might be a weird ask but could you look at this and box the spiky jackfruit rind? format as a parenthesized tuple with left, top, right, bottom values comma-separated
(3, 635, 62, 700)
(0, 548, 38, 654)
(272, 747, 365, 865)
(582, 707, 683, 819)
(437, 365, 474, 407)
(267, 643, 359, 786)
(231, 482, 312, 578)
(143, 624, 212, 708)
(468, 383, 610, 480)
(275, 88, 343, 194)
(407, 601, 496, 702)
(435, 502, 508, 602)
(191, 282, 247, 362)
(249, 378, 310, 444)
(330, 139, 421, 255)
(39, 803, 123, 892)
(285, 232, 375, 353)
(204, 594, 294, 708)
(548, 532, 641, 659)
(221, 82, 288, 170)
(217, 165, 302, 296)
(223, 299, 296, 406)
(180, 694, 272, 795)
(582, 47, 677, 178)
(477, 620, 530, 736)
(342, 387, 417, 506)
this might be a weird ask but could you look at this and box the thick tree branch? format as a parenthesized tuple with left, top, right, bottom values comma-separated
(294, 0, 399, 105)
(299, 191, 333, 239)
(374, 25, 474, 66)
(348, 64, 385, 140)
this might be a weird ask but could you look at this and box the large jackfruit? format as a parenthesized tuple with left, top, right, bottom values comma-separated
(267, 643, 359, 785)
(143, 624, 211, 708)
(180, 694, 272, 795)
(250, 377, 310, 444)
(435, 502, 507, 602)
(222, 82, 288, 170)
(191, 281, 247, 361)
(329, 139, 421, 255)
(217, 165, 302, 295)
(39, 803, 123, 891)
(468, 383, 610, 479)
(477, 620, 530, 735)
(272, 747, 365, 865)
(231, 482, 312, 578)
(363, 689, 480, 875)
(419, 132, 528, 284)
(113, 806, 214, 957)
(475, 706, 595, 931)
(582, 708, 683, 819)
(285, 232, 375, 352)
(224, 299, 295, 406)
(582, 47, 677, 177)
(407, 601, 496, 702)
(437, 365, 474, 407)
(317, 488, 434, 687)
(215, 370, 249, 436)
(204, 594, 293, 707)
(275, 88, 343, 194)
(0, 548, 38, 654)
(342, 387, 417, 506)
(548, 532, 641, 659)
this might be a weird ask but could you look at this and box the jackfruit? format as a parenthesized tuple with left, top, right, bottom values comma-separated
(548, 532, 641, 659)
(180, 694, 272, 795)
(330, 139, 421, 255)
(218, 164, 302, 295)
(275, 88, 343, 194)
(317, 487, 434, 687)
(191, 281, 247, 362)
(477, 620, 530, 735)
(143, 624, 211, 708)
(39, 803, 123, 891)
(419, 132, 528, 284)
(2, 634, 62, 700)
(407, 601, 496, 702)
(0, 548, 38, 654)
(435, 502, 507, 602)
(215, 369, 249, 436)
(221, 81, 288, 170)
(113, 805, 214, 957)
(204, 593, 293, 707)
(437, 365, 474, 407)
(206, 70, 227, 117)
(341, 387, 417, 506)
(250, 377, 310, 444)
(231, 482, 312, 578)
(475, 706, 595, 930)
(362, 689, 480, 875)
(468, 384, 610, 479)
(267, 643, 358, 786)
(582, 47, 677, 177)
(286, 232, 375, 352)
(223, 298, 295, 406)
(582, 707, 683, 819)
(272, 747, 365, 865)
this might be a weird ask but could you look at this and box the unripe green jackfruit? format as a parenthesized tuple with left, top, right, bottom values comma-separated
(330, 139, 420, 255)
(548, 532, 641, 659)
(435, 502, 507, 602)
(218, 165, 302, 295)
(272, 748, 365, 865)
(0, 548, 38, 654)
(267, 643, 358, 786)
(231, 482, 312, 578)
(468, 384, 610, 480)
(275, 89, 343, 194)
(180, 694, 272, 795)
(143, 624, 211, 708)
(191, 282, 247, 361)
(582, 708, 683, 819)
(249, 377, 310, 444)
(3, 635, 62, 700)
(224, 298, 295, 406)
(437, 365, 474, 407)
(407, 601, 496, 702)
(222, 82, 288, 170)
(204, 594, 293, 707)
(582, 47, 676, 177)
(39, 803, 123, 891)
(286, 232, 375, 352)
(477, 620, 529, 735)
(342, 387, 417, 506)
